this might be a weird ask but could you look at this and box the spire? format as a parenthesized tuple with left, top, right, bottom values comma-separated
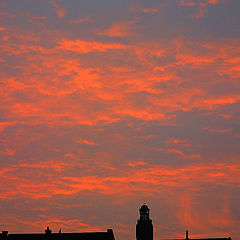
(139, 204, 150, 221)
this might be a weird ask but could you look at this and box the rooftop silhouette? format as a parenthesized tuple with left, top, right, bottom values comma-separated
(0, 228, 115, 240)
(180, 230, 232, 240)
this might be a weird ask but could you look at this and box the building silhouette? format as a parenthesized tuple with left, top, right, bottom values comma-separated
(0, 204, 233, 240)
(182, 230, 232, 240)
(0, 228, 115, 240)
(136, 204, 153, 240)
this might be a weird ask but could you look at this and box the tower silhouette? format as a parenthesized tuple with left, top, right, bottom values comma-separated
(136, 204, 153, 240)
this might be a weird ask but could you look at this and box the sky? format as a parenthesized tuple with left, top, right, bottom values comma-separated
(0, 0, 240, 239)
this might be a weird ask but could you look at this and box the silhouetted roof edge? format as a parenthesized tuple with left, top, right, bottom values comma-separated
(0, 229, 115, 240)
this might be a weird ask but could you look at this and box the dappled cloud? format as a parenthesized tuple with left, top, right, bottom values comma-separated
(0, 0, 240, 240)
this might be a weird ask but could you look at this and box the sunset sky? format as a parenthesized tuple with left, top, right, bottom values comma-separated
(0, 0, 240, 239)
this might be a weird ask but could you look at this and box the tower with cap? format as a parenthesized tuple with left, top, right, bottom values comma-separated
(136, 204, 153, 240)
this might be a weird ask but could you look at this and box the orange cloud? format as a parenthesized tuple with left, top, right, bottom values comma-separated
(166, 137, 191, 147)
(203, 96, 240, 107)
(50, 0, 66, 19)
(68, 16, 91, 24)
(203, 126, 232, 133)
(58, 39, 127, 53)
(207, 0, 220, 4)
(0, 214, 102, 233)
(100, 21, 134, 37)
(176, 53, 215, 65)
(5, 148, 15, 156)
(180, 0, 195, 6)
(1, 161, 239, 200)
(77, 139, 97, 145)
(130, 6, 158, 14)
(127, 161, 147, 167)
(180, 0, 223, 18)
(1, 24, 239, 126)
(0, 121, 17, 131)
(1, 35, 239, 129)
(50, 163, 240, 196)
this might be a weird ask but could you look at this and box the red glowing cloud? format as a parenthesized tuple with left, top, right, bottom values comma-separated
(0, 0, 239, 240)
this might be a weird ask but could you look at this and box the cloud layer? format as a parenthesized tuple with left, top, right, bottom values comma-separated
(0, 0, 240, 239)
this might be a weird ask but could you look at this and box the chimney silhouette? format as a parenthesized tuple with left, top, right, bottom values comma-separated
(45, 227, 52, 235)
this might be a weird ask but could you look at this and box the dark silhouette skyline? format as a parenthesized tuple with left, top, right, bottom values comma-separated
(0, 228, 115, 240)
(0, 204, 233, 240)
(183, 230, 231, 240)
